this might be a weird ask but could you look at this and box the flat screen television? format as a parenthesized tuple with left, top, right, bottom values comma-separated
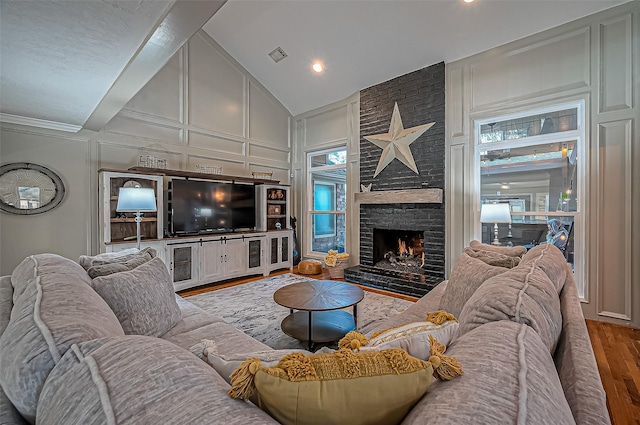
(171, 179, 231, 234)
(230, 184, 256, 230)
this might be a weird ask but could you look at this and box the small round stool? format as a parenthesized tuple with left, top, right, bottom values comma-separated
(297, 259, 323, 275)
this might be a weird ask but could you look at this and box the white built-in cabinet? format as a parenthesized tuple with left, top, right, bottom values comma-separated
(99, 169, 292, 291)
(267, 231, 291, 274)
(166, 234, 267, 291)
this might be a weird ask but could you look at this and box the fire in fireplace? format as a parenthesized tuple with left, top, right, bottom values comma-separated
(373, 229, 425, 272)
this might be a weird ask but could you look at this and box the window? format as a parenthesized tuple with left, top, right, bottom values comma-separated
(475, 101, 585, 297)
(313, 182, 336, 237)
(307, 148, 347, 254)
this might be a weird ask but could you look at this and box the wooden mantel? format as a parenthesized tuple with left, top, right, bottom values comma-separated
(354, 188, 443, 204)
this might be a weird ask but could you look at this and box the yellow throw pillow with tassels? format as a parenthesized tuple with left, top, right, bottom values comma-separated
(228, 348, 435, 425)
(338, 310, 462, 381)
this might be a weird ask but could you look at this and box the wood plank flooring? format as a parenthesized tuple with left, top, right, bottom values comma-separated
(587, 319, 640, 425)
(178, 268, 639, 425)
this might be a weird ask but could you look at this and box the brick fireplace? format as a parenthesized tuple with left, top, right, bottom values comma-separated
(344, 62, 445, 297)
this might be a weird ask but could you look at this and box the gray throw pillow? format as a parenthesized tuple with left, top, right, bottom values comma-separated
(79, 247, 156, 271)
(469, 240, 526, 257)
(463, 247, 521, 268)
(87, 251, 154, 278)
(91, 257, 181, 337)
(439, 253, 508, 317)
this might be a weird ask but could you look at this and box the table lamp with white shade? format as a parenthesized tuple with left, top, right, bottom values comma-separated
(480, 203, 512, 246)
(116, 184, 157, 250)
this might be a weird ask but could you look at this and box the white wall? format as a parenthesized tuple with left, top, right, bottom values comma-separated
(292, 94, 360, 263)
(0, 30, 292, 275)
(445, 2, 640, 327)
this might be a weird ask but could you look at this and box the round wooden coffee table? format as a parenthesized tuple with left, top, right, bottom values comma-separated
(273, 280, 364, 350)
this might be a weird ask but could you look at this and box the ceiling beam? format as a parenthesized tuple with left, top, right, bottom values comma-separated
(83, 0, 226, 132)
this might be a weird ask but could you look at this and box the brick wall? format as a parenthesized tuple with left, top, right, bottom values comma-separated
(358, 62, 446, 281)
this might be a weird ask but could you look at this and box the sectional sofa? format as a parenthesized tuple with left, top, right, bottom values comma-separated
(0, 243, 609, 424)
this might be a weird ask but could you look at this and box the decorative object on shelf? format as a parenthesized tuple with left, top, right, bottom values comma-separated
(0, 162, 65, 215)
(364, 102, 435, 177)
(195, 164, 222, 175)
(138, 155, 167, 169)
(251, 171, 273, 179)
(324, 250, 350, 279)
(480, 203, 512, 246)
(360, 183, 372, 193)
(268, 205, 282, 215)
(116, 184, 157, 249)
(275, 222, 282, 229)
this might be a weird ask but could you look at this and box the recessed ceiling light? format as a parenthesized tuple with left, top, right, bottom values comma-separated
(464, 0, 474, 3)
(312, 62, 323, 73)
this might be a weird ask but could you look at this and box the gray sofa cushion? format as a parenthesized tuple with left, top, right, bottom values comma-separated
(439, 253, 508, 317)
(11, 253, 92, 303)
(91, 257, 181, 337)
(457, 261, 562, 354)
(0, 254, 124, 423)
(520, 243, 567, 294)
(401, 320, 576, 425)
(0, 277, 28, 425)
(36, 335, 278, 425)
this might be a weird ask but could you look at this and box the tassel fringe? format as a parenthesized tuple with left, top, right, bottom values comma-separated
(338, 331, 370, 351)
(424, 310, 458, 325)
(429, 335, 463, 380)
(228, 357, 261, 400)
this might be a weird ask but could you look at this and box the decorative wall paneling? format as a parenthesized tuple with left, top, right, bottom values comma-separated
(445, 2, 639, 327)
(598, 14, 632, 113)
(0, 29, 292, 275)
(595, 120, 632, 321)
(470, 28, 590, 112)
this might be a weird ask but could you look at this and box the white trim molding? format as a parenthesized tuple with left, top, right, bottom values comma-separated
(0, 113, 82, 133)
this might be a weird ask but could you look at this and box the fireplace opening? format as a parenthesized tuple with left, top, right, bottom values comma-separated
(373, 229, 425, 273)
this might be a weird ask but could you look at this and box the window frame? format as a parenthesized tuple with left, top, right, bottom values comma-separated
(306, 146, 347, 257)
(472, 100, 586, 298)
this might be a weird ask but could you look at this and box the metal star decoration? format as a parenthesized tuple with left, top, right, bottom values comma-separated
(364, 102, 435, 177)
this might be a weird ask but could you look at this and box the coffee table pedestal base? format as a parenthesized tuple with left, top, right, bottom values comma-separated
(281, 310, 356, 350)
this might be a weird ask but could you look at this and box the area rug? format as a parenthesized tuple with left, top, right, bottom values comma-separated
(186, 273, 413, 350)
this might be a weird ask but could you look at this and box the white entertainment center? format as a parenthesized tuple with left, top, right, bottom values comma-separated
(99, 169, 293, 291)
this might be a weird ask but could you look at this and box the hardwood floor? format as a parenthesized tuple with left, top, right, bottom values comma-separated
(587, 320, 640, 425)
(178, 269, 639, 425)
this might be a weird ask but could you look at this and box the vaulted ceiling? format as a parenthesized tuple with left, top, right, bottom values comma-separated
(0, 0, 629, 131)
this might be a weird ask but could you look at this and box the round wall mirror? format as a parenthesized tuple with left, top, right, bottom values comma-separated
(0, 163, 66, 215)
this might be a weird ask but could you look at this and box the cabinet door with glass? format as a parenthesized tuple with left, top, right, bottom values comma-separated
(168, 242, 199, 291)
(247, 237, 266, 276)
(268, 231, 292, 272)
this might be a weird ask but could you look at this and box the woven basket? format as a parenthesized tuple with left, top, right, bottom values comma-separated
(326, 259, 349, 279)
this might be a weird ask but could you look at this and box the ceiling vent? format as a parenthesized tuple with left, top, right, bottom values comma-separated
(268, 47, 288, 63)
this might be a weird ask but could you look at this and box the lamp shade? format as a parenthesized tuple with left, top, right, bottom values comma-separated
(480, 203, 511, 224)
(116, 187, 157, 212)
